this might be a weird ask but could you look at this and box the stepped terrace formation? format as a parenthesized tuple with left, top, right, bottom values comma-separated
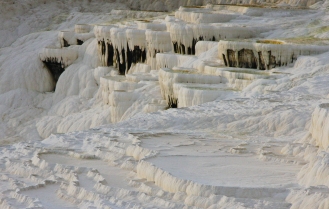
(38, 4, 329, 109)
(14, 2, 329, 208)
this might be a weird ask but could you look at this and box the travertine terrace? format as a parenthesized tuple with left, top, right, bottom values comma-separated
(1, 1, 329, 208)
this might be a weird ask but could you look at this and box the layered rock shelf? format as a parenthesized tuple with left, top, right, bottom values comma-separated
(168, 24, 255, 55)
(156, 53, 196, 70)
(173, 83, 229, 107)
(145, 31, 172, 69)
(136, 20, 167, 31)
(39, 46, 78, 83)
(75, 24, 92, 34)
(109, 90, 138, 123)
(40, 3, 329, 117)
(58, 31, 75, 47)
(159, 68, 222, 107)
(59, 24, 94, 47)
(100, 75, 142, 105)
(219, 40, 329, 70)
(174, 9, 238, 24)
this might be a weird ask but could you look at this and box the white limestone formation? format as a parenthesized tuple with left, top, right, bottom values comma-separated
(136, 20, 167, 31)
(195, 41, 218, 56)
(39, 46, 79, 82)
(159, 68, 222, 107)
(204, 66, 281, 89)
(109, 90, 139, 123)
(204, 66, 274, 80)
(100, 75, 142, 105)
(93, 66, 113, 85)
(58, 31, 76, 48)
(94, 24, 117, 41)
(39, 46, 78, 68)
(156, 53, 196, 70)
(110, 27, 128, 55)
(126, 29, 146, 51)
(175, 10, 238, 23)
(75, 24, 92, 34)
(2, 2, 329, 209)
(59, 29, 95, 48)
(169, 24, 255, 54)
(126, 73, 158, 82)
(145, 30, 173, 69)
(94, 25, 118, 67)
(128, 63, 151, 74)
(75, 32, 95, 45)
(173, 83, 227, 107)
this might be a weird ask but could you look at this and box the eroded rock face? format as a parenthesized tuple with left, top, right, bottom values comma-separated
(77, 39, 84, 45)
(115, 47, 127, 75)
(42, 58, 65, 83)
(227, 49, 237, 67)
(39, 47, 78, 85)
(97, 40, 114, 67)
(237, 49, 257, 69)
(127, 45, 147, 70)
(219, 40, 329, 70)
(226, 49, 281, 70)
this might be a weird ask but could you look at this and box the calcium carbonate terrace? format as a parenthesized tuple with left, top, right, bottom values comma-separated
(39, 3, 329, 111)
(2, 1, 329, 209)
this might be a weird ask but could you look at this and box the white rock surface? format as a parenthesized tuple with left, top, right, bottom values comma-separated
(0, 1, 329, 208)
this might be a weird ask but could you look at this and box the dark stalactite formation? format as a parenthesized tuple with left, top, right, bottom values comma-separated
(98, 40, 147, 74)
(98, 40, 114, 67)
(227, 49, 237, 67)
(268, 51, 277, 69)
(107, 43, 114, 66)
(63, 39, 70, 47)
(173, 36, 216, 55)
(77, 39, 84, 45)
(222, 54, 228, 66)
(153, 49, 160, 58)
(100, 40, 106, 56)
(258, 51, 266, 70)
(42, 57, 65, 88)
(172, 42, 186, 54)
(127, 45, 147, 72)
(173, 42, 178, 53)
(223, 49, 291, 70)
(115, 48, 126, 75)
(168, 96, 178, 108)
(238, 49, 257, 69)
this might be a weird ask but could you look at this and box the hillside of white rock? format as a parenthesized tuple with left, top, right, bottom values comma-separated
(1, 0, 329, 208)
